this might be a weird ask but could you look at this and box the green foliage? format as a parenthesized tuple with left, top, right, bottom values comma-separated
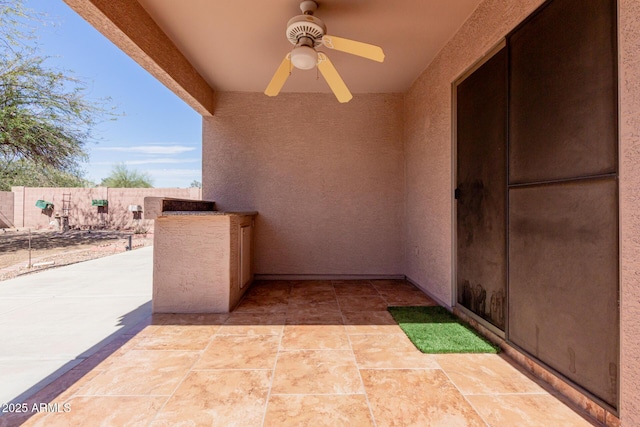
(100, 163, 153, 188)
(0, 157, 94, 191)
(189, 180, 202, 188)
(0, 0, 115, 188)
(0, 54, 95, 169)
(0, 0, 34, 49)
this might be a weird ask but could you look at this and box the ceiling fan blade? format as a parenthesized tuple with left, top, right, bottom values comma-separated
(264, 54, 292, 97)
(322, 35, 385, 62)
(317, 53, 353, 103)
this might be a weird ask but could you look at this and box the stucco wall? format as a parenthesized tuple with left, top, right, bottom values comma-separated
(203, 92, 404, 276)
(153, 215, 231, 313)
(106, 187, 201, 228)
(17, 187, 108, 229)
(403, 0, 545, 305)
(0, 191, 14, 228)
(10, 187, 201, 229)
(619, 0, 640, 423)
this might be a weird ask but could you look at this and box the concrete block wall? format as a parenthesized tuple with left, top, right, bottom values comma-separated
(106, 187, 202, 229)
(6, 187, 202, 230)
(16, 187, 106, 229)
(12, 186, 25, 228)
(0, 191, 14, 228)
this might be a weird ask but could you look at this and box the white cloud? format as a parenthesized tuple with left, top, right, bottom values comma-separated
(90, 158, 199, 166)
(126, 158, 199, 165)
(90, 159, 199, 166)
(148, 169, 202, 187)
(147, 168, 201, 178)
(94, 145, 196, 155)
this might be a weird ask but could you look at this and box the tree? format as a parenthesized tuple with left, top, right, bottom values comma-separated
(0, 0, 114, 189)
(100, 163, 153, 188)
(189, 180, 202, 188)
(0, 157, 94, 191)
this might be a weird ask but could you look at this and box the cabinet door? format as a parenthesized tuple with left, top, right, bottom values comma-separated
(240, 225, 252, 289)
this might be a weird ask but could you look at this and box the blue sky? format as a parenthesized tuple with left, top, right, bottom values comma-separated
(24, 0, 202, 188)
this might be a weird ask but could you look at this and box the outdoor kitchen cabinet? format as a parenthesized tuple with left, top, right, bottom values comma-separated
(146, 199, 257, 313)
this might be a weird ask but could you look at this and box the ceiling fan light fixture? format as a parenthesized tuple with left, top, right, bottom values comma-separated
(265, 0, 385, 102)
(290, 45, 318, 70)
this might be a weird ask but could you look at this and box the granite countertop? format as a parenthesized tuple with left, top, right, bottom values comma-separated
(161, 210, 258, 217)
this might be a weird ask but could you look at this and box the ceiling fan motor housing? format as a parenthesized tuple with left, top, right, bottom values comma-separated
(286, 15, 326, 47)
(266, 0, 380, 102)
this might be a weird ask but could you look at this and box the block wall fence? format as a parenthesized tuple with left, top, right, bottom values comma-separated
(0, 187, 201, 230)
(0, 191, 14, 228)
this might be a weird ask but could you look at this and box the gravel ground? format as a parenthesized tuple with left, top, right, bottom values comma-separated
(0, 229, 153, 281)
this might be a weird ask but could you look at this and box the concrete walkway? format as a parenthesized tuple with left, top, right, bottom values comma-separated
(0, 247, 152, 404)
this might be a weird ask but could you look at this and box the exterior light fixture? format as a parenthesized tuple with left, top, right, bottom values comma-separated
(290, 45, 318, 70)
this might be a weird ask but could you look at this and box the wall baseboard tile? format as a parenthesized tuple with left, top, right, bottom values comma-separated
(454, 308, 620, 427)
(405, 275, 452, 309)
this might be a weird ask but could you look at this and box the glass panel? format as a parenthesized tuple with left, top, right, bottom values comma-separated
(508, 179, 618, 407)
(456, 47, 507, 330)
(509, 0, 617, 184)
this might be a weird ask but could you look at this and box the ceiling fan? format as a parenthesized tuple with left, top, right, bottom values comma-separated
(264, 0, 385, 103)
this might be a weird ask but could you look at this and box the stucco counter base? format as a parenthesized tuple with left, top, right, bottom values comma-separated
(152, 211, 256, 313)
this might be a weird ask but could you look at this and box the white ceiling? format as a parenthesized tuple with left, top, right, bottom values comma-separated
(137, 0, 482, 94)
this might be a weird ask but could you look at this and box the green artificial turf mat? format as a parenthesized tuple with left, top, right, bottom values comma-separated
(388, 306, 499, 354)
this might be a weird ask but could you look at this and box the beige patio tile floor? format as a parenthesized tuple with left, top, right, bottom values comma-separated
(7, 279, 597, 426)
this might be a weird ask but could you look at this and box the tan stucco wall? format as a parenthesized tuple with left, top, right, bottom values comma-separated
(106, 187, 201, 228)
(203, 92, 404, 276)
(619, 0, 640, 423)
(0, 191, 14, 228)
(153, 215, 231, 313)
(12, 186, 25, 228)
(404, 0, 545, 305)
(10, 187, 201, 230)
